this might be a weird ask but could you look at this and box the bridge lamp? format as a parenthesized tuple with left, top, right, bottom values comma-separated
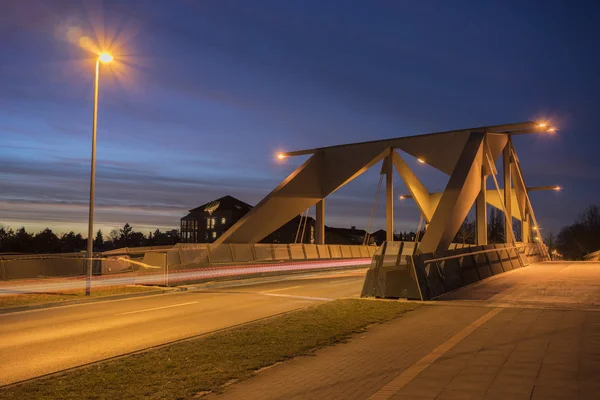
(276, 153, 286, 160)
(417, 158, 425, 164)
(399, 195, 408, 200)
(537, 123, 547, 128)
(553, 186, 561, 191)
(547, 127, 557, 133)
(99, 53, 114, 63)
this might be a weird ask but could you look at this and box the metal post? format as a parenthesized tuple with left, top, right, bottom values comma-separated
(476, 169, 488, 245)
(85, 59, 100, 296)
(385, 154, 394, 241)
(315, 199, 325, 244)
(521, 213, 530, 244)
(503, 144, 512, 244)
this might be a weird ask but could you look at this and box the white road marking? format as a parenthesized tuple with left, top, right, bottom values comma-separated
(116, 301, 199, 315)
(260, 285, 302, 293)
(259, 293, 333, 301)
(328, 279, 355, 284)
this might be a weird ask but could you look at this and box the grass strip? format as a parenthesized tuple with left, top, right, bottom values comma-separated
(1, 299, 417, 400)
(0, 286, 161, 309)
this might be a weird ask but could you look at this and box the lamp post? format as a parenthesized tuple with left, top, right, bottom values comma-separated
(85, 52, 113, 296)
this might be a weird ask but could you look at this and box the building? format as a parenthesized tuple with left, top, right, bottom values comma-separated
(180, 195, 316, 244)
(180, 195, 252, 243)
(180, 195, 374, 245)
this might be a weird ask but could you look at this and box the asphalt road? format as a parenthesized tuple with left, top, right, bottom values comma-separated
(0, 268, 367, 385)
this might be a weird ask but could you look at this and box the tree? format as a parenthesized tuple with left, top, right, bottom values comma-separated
(119, 223, 134, 244)
(94, 230, 105, 251)
(513, 220, 522, 242)
(455, 217, 475, 245)
(556, 205, 600, 260)
(6, 227, 35, 253)
(0, 225, 14, 253)
(488, 208, 505, 244)
(59, 232, 86, 253)
(33, 228, 60, 254)
(545, 232, 556, 258)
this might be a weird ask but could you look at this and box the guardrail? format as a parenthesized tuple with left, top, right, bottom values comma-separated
(140, 243, 378, 270)
(362, 242, 549, 300)
(584, 249, 600, 261)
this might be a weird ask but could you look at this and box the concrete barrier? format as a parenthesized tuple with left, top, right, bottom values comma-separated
(359, 246, 370, 258)
(316, 245, 330, 259)
(303, 244, 319, 259)
(230, 244, 254, 262)
(142, 252, 167, 269)
(253, 244, 273, 261)
(272, 244, 290, 261)
(288, 244, 306, 260)
(350, 246, 362, 258)
(209, 244, 234, 264)
(329, 245, 342, 258)
(340, 245, 352, 258)
(178, 244, 210, 265)
(166, 249, 182, 266)
(1, 254, 86, 280)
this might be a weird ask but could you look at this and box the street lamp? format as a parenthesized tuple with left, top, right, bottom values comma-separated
(86, 52, 113, 296)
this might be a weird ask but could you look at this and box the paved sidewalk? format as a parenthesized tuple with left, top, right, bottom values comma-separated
(206, 262, 600, 400)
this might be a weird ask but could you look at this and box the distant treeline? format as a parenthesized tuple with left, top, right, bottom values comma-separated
(0, 223, 179, 254)
(552, 205, 600, 260)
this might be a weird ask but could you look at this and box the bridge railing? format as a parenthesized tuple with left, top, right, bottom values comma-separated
(362, 241, 549, 300)
(584, 249, 600, 261)
(151, 243, 377, 270)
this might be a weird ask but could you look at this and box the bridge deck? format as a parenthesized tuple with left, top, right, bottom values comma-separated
(437, 261, 600, 310)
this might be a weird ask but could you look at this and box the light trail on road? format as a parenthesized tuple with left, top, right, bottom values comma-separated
(0, 259, 371, 295)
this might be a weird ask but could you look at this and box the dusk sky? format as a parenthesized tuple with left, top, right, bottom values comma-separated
(1, 0, 599, 237)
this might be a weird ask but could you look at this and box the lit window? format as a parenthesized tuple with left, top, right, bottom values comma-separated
(212, 231, 217, 239)
(211, 218, 215, 228)
(221, 217, 226, 224)
(206, 218, 210, 229)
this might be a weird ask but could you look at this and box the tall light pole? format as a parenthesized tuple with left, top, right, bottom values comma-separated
(86, 52, 113, 296)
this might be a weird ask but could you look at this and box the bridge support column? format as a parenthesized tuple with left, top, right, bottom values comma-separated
(315, 199, 325, 244)
(522, 213, 530, 243)
(503, 144, 513, 243)
(385, 154, 394, 241)
(476, 171, 488, 245)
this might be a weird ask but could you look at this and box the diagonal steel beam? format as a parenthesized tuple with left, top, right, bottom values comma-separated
(417, 132, 485, 254)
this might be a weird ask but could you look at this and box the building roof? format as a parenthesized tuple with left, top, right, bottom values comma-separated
(188, 195, 253, 214)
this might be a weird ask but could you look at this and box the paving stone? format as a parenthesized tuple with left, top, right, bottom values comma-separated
(436, 389, 487, 400)
(531, 384, 578, 400)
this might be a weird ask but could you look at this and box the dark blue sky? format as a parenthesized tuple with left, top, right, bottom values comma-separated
(1, 0, 599, 236)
